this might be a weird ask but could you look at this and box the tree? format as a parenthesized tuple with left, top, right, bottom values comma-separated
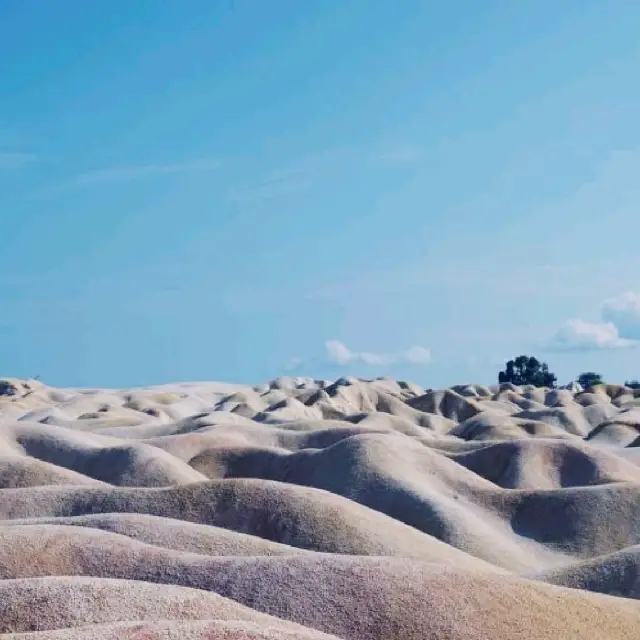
(577, 372, 604, 389)
(0, 380, 17, 396)
(498, 355, 557, 388)
(625, 380, 640, 389)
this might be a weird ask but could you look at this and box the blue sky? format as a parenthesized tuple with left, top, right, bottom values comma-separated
(2, 0, 640, 388)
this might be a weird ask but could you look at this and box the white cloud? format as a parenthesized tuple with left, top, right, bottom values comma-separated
(284, 357, 303, 371)
(548, 291, 640, 351)
(548, 318, 635, 351)
(601, 291, 640, 339)
(403, 345, 433, 364)
(325, 340, 354, 365)
(324, 340, 432, 366)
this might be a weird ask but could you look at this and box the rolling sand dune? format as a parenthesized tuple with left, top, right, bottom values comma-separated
(1, 376, 640, 638)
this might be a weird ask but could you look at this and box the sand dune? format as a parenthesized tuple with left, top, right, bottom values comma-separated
(533, 545, 640, 599)
(1, 376, 640, 638)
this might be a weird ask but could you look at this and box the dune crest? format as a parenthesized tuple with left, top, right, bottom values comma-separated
(1, 376, 640, 639)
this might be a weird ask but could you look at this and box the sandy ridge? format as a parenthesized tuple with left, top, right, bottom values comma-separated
(1, 375, 639, 638)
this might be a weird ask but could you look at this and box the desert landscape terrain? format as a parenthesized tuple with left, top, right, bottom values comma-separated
(0, 375, 639, 639)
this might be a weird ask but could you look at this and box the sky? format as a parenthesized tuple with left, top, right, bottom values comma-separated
(2, 0, 640, 389)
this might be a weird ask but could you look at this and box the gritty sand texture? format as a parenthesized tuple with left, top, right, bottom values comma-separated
(0, 375, 639, 639)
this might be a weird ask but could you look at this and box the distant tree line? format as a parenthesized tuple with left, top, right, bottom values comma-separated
(497, 355, 640, 389)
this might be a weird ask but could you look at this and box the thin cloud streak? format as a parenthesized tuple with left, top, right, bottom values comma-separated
(0, 151, 40, 169)
(71, 158, 221, 187)
(227, 168, 313, 204)
(305, 261, 588, 302)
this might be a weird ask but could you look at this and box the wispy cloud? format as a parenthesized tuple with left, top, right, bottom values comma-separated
(0, 151, 39, 169)
(71, 158, 220, 188)
(304, 260, 606, 304)
(547, 292, 640, 351)
(227, 140, 423, 205)
(227, 167, 313, 204)
(324, 339, 432, 366)
(284, 357, 304, 371)
(367, 144, 424, 166)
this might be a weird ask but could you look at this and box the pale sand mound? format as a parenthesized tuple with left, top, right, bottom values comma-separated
(0, 481, 502, 570)
(0, 577, 339, 638)
(532, 545, 640, 599)
(4, 620, 340, 639)
(2, 513, 307, 556)
(1, 376, 640, 638)
(446, 439, 640, 489)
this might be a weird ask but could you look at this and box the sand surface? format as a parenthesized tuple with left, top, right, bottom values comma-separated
(1, 375, 639, 639)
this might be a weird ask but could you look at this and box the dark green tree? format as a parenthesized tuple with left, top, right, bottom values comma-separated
(577, 372, 604, 389)
(0, 380, 17, 396)
(498, 355, 557, 388)
(625, 380, 640, 389)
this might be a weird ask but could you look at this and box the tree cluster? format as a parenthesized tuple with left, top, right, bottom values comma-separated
(576, 372, 603, 389)
(496, 356, 634, 390)
(498, 356, 557, 388)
